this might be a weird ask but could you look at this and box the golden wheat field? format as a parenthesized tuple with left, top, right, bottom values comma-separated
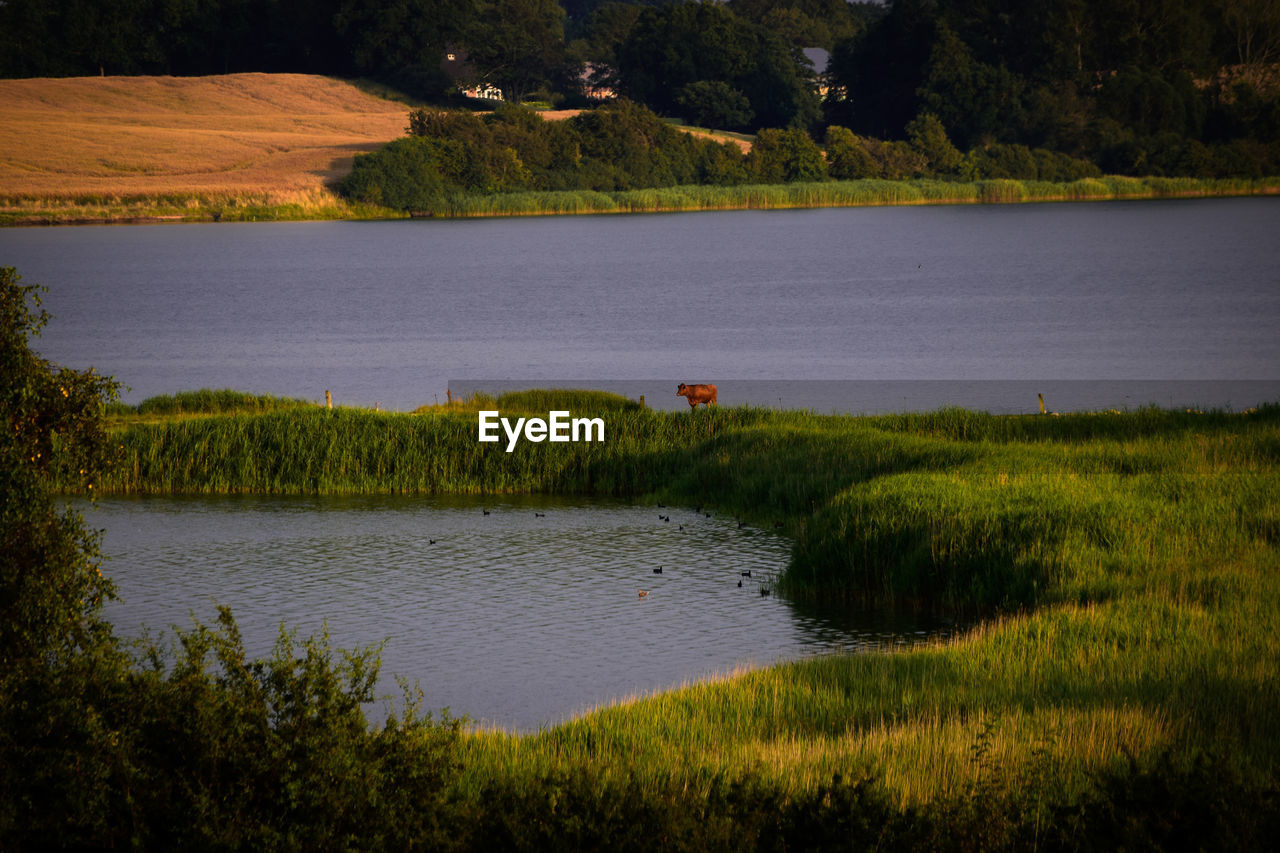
(0, 74, 410, 202)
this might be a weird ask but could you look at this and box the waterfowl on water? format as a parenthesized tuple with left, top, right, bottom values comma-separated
(638, 589, 649, 598)
(535, 512, 546, 517)
(429, 539, 436, 545)
(740, 570, 752, 578)
(653, 566, 663, 574)
(483, 509, 490, 516)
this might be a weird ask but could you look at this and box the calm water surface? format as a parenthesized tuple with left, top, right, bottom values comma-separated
(5, 199, 1278, 411)
(83, 495, 957, 730)
(14, 201, 1278, 725)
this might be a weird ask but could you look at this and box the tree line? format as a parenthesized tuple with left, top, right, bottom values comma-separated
(340, 99, 1109, 211)
(2, 0, 1278, 174)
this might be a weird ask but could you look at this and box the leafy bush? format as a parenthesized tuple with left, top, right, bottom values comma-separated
(823, 125, 879, 179)
(1, 270, 463, 847)
(748, 127, 828, 182)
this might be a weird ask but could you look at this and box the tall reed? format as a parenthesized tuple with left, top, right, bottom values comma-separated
(83, 398, 1280, 825)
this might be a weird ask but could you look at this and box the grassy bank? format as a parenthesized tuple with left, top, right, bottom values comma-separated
(87, 394, 1280, 819)
(0, 188, 401, 226)
(10, 175, 1277, 226)
(417, 175, 1280, 219)
(70, 394, 1280, 844)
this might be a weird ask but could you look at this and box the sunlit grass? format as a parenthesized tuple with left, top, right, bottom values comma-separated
(78, 396, 1280, 828)
(428, 177, 1280, 219)
(0, 73, 409, 223)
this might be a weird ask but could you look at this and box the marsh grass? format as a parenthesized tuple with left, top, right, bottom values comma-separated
(418, 176, 1280, 220)
(84, 398, 1280, 833)
(107, 389, 319, 419)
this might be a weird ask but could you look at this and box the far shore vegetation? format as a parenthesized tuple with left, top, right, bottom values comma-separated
(4, 73, 1279, 227)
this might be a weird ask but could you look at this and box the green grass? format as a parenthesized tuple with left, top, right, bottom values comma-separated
(77, 397, 1280, 840)
(8, 176, 1275, 226)
(108, 388, 320, 418)
(424, 176, 1280, 219)
(0, 190, 404, 226)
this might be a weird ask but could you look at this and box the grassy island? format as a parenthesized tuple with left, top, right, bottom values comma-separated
(59, 388, 1280, 847)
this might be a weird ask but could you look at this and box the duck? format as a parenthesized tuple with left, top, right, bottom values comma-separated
(535, 512, 546, 517)
(653, 566, 663, 574)
(638, 589, 649, 598)
(740, 570, 752, 578)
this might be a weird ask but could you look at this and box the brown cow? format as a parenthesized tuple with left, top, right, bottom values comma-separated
(676, 383, 717, 408)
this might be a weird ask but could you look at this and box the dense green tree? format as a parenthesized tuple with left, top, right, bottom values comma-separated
(739, 30, 824, 130)
(918, 23, 1028, 149)
(728, 0, 875, 50)
(1101, 66, 1206, 139)
(906, 111, 963, 174)
(822, 125, 878, 179)
(335, 0, 475, 94)
(569, 1, 646, 93)
(464, 0, 567, 104)
(677, 80, 755, 129)
(822, 0, 939, 139)
(615, 0, 819, 130)
(747, 127, 827, 182)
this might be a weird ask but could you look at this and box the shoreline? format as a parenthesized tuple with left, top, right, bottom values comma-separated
(5, 176, 1278, 227)
(71, 398, 1280, 817)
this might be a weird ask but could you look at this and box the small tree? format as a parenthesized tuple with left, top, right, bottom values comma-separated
(748, 127, 828, 182)
(0, 267, 119, 669)
(823, 125, 878, 179)
(906, 111, 963, 175)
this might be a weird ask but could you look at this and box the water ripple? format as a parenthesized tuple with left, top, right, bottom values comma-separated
(83, 494, 957, 730)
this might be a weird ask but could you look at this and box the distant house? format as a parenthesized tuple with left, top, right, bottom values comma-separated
(802, 48, 831, 98)
(440, 49, 504, 101)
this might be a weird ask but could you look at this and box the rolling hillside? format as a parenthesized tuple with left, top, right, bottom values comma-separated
(0, 74, 410, 201)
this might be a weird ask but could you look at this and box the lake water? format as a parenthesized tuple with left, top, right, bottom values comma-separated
(10, 200, 1279, 727)
(4, 198, 1279, 412)
(82, 495, 959, 730)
